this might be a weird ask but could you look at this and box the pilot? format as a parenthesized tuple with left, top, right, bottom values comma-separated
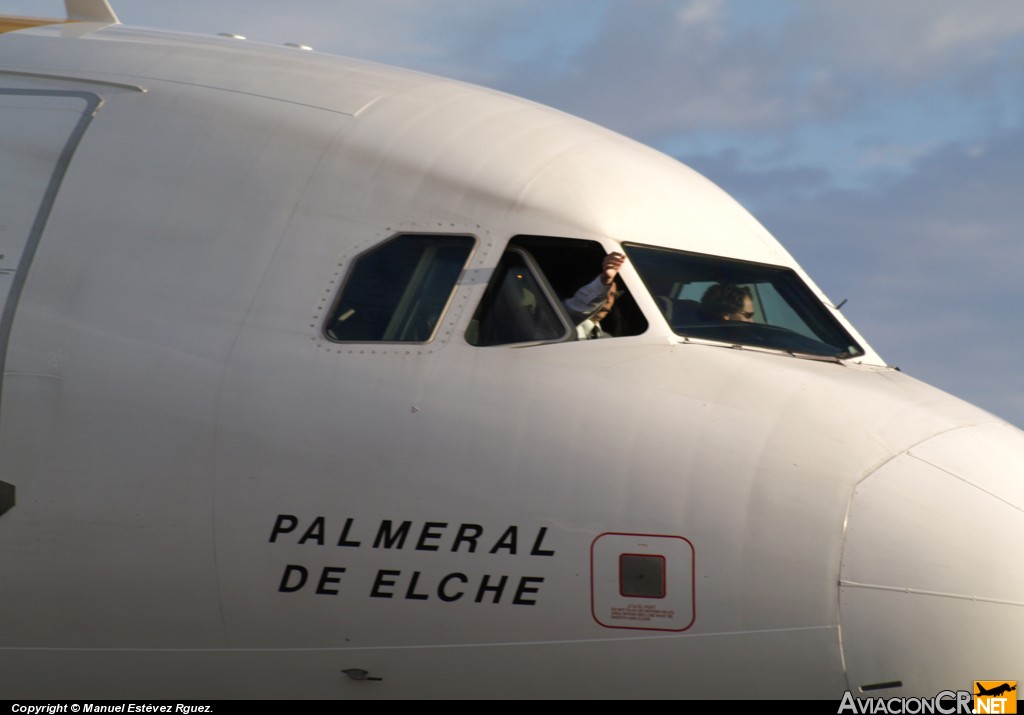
(563, 252, 626, 339)
(699, 283, 755, 322)
(576, 286, 621, 340)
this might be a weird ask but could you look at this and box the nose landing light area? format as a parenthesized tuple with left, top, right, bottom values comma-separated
(839, 423, 1024, 695)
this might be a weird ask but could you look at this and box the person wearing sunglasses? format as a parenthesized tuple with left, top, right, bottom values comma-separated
(699, 283, 755, 323)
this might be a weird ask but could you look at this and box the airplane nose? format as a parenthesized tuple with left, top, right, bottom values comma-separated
(839, 423, 1024, 696)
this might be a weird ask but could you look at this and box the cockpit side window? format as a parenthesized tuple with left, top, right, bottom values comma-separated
(624, 244, 863, 358)
(466, 235, 648, 346)
(325, 234, 473, 343)
(466, 248, 569, 346)
(511, 236, 647, 340)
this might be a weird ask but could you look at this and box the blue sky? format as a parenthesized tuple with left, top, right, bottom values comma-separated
(6, 0, 1024, 426)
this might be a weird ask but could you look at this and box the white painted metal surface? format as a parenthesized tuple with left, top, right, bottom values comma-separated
(0, 12, 1019, 699)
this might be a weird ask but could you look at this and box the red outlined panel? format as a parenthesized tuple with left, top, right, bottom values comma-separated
(591, 532, 695, 632)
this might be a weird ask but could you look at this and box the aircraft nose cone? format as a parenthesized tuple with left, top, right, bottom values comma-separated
(839, 423, 1024, 696)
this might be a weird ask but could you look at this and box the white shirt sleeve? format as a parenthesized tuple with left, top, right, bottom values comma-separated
(563, 276, 609, 322)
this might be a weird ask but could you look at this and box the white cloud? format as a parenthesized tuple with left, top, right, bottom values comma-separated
(788, 0, 1024, 82)
(856, 141, 937, 170)
(675, 0, 723, 28)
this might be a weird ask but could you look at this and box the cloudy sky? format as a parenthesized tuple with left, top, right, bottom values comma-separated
(7, 0, 1024, 427)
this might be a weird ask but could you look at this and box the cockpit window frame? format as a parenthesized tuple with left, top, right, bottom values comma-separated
(623, 243, 864, 360)
(465, 235, 649, 347)
(465, 247, 574, 347)
(323, 232, 476, 345)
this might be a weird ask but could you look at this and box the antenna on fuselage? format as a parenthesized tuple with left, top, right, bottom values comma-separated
(65, 0, 119, 24)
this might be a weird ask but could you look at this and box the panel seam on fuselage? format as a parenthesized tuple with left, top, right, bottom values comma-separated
(838, 580, 1024, 609)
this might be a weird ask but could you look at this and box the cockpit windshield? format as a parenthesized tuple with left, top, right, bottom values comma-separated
(624, 244, 863, 359)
